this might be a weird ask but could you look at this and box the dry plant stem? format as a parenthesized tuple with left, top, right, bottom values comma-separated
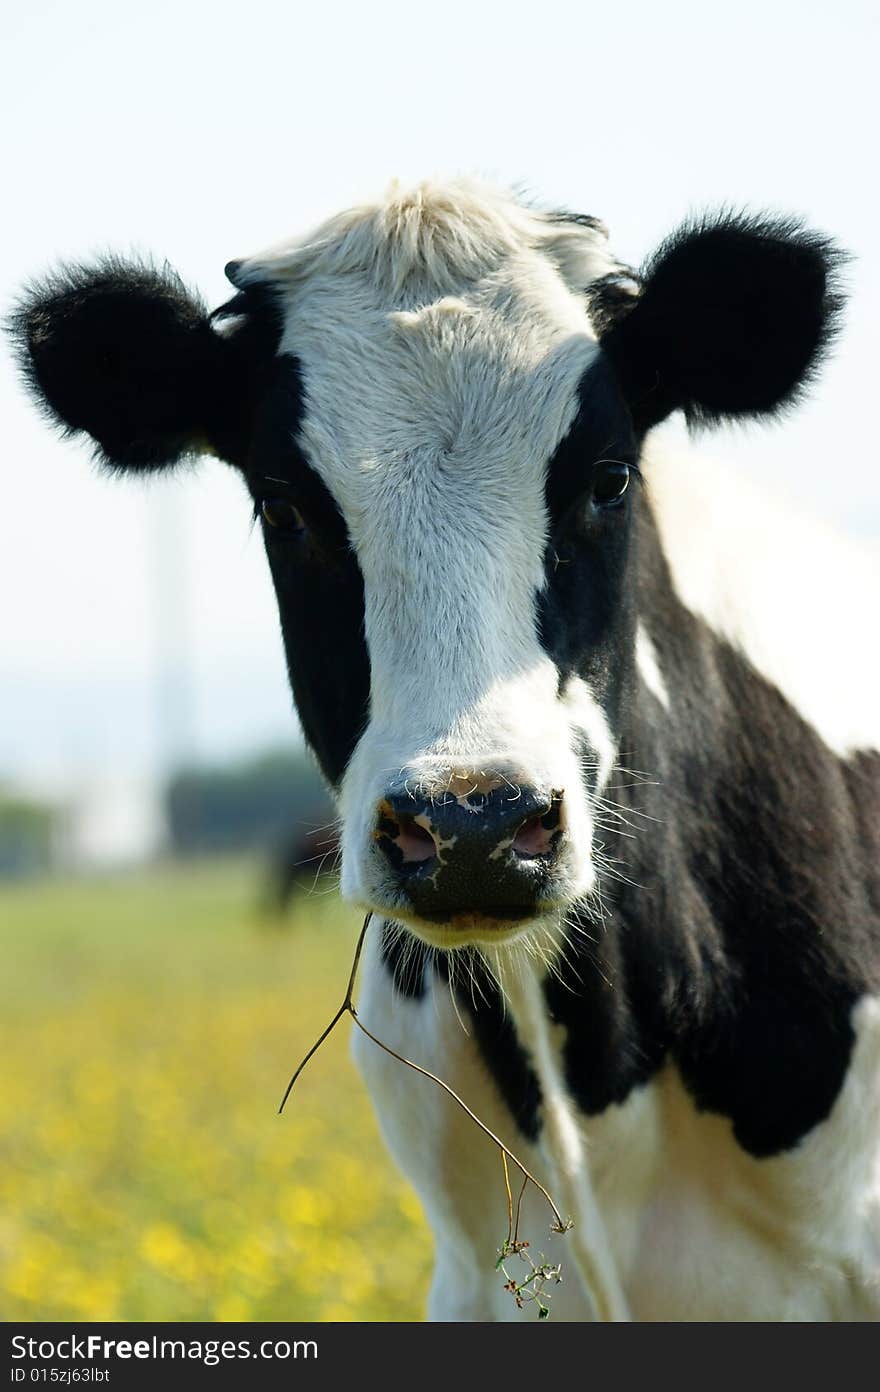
(500, 1162, 528, 1249)
(514, 1173, 528, 1247)
(349, 1012, 567, 1232)
(502, 1152, 513, 1248)
(279, 910, 569, 1236)
(277, 912, 370, 1114)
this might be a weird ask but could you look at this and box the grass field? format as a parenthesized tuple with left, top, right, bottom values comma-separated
(0, 859, 432, 1321)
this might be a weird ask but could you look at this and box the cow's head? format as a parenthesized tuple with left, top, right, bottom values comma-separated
(11, 182, 842, 951)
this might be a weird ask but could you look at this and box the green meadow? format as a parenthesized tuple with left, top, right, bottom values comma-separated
(0, 859, 431, 1321)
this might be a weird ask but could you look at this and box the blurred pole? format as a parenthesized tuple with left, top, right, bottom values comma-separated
(150, 482, 198, 856)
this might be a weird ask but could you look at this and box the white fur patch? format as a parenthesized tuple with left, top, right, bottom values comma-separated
(611, 995, 880, 1320)
(645, 438, 880, 758)
(635, 621, 670, 710)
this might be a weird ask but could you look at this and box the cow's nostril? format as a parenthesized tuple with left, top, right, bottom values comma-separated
(512, 812, 557, 859)
(376, 801, 438, 870)
(396, 818, 437, 865)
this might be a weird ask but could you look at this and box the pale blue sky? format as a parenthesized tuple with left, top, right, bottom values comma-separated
(2, 0, 878, 791)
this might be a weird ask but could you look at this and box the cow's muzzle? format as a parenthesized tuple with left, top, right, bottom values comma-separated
(372, 770, 566, 931)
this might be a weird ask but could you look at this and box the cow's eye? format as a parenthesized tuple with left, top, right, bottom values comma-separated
(592, 462, 630, 508)
(260, 498, 306, 534)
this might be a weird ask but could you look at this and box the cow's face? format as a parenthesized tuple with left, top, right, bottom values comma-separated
(232, 191, 637, 948)
(13, 182, 842, 951)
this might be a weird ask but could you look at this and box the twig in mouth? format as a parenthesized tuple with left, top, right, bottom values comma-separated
(278, 910, 572, 1315)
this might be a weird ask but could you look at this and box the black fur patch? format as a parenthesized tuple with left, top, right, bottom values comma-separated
(601, 212, 847, 431)
(380, 921, 431, 999)
(450, 952, 542, 1142)
(7, 260, 284, 474)
(539, 358, 639, 738)
(246, 355, 370, 789)
(209, 284, 286, 465)
(9, 259, 223, 470)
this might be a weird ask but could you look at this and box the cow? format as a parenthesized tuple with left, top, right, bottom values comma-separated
(11, 179, 880, 1320)
(263, 823, 341, 919)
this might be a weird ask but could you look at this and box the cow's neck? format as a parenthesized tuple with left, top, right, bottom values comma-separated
(544, 491, 878, 1158)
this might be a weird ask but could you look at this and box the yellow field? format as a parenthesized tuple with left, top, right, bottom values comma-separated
(0, 859, 432, 1321)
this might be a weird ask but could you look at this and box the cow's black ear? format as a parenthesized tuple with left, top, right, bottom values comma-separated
(600, 214, 846, 432)
(9, 258, 243, 472)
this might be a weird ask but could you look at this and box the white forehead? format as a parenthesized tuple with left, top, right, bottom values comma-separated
(233, 179, 621, 523)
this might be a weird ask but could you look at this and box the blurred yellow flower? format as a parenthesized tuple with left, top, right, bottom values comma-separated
(0, 860, 431, 1322)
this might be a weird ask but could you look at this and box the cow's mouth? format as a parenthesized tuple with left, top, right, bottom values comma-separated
(420, 902, 537, 924)
(383, 903, 562, 950)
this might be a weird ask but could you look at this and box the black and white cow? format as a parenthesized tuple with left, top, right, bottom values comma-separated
(12, 181, 880, 1320)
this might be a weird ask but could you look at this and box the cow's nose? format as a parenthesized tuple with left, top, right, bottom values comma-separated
(373, 776, 565, 921)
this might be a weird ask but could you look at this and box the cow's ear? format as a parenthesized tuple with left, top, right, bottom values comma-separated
(599, 214, 846, 433)
(9, 258, 254, 472)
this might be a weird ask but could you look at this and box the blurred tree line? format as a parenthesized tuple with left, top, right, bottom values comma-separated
(0, 791, 54, 876)
(165, 746, 334, 857)
(0, 747, 336, 881)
